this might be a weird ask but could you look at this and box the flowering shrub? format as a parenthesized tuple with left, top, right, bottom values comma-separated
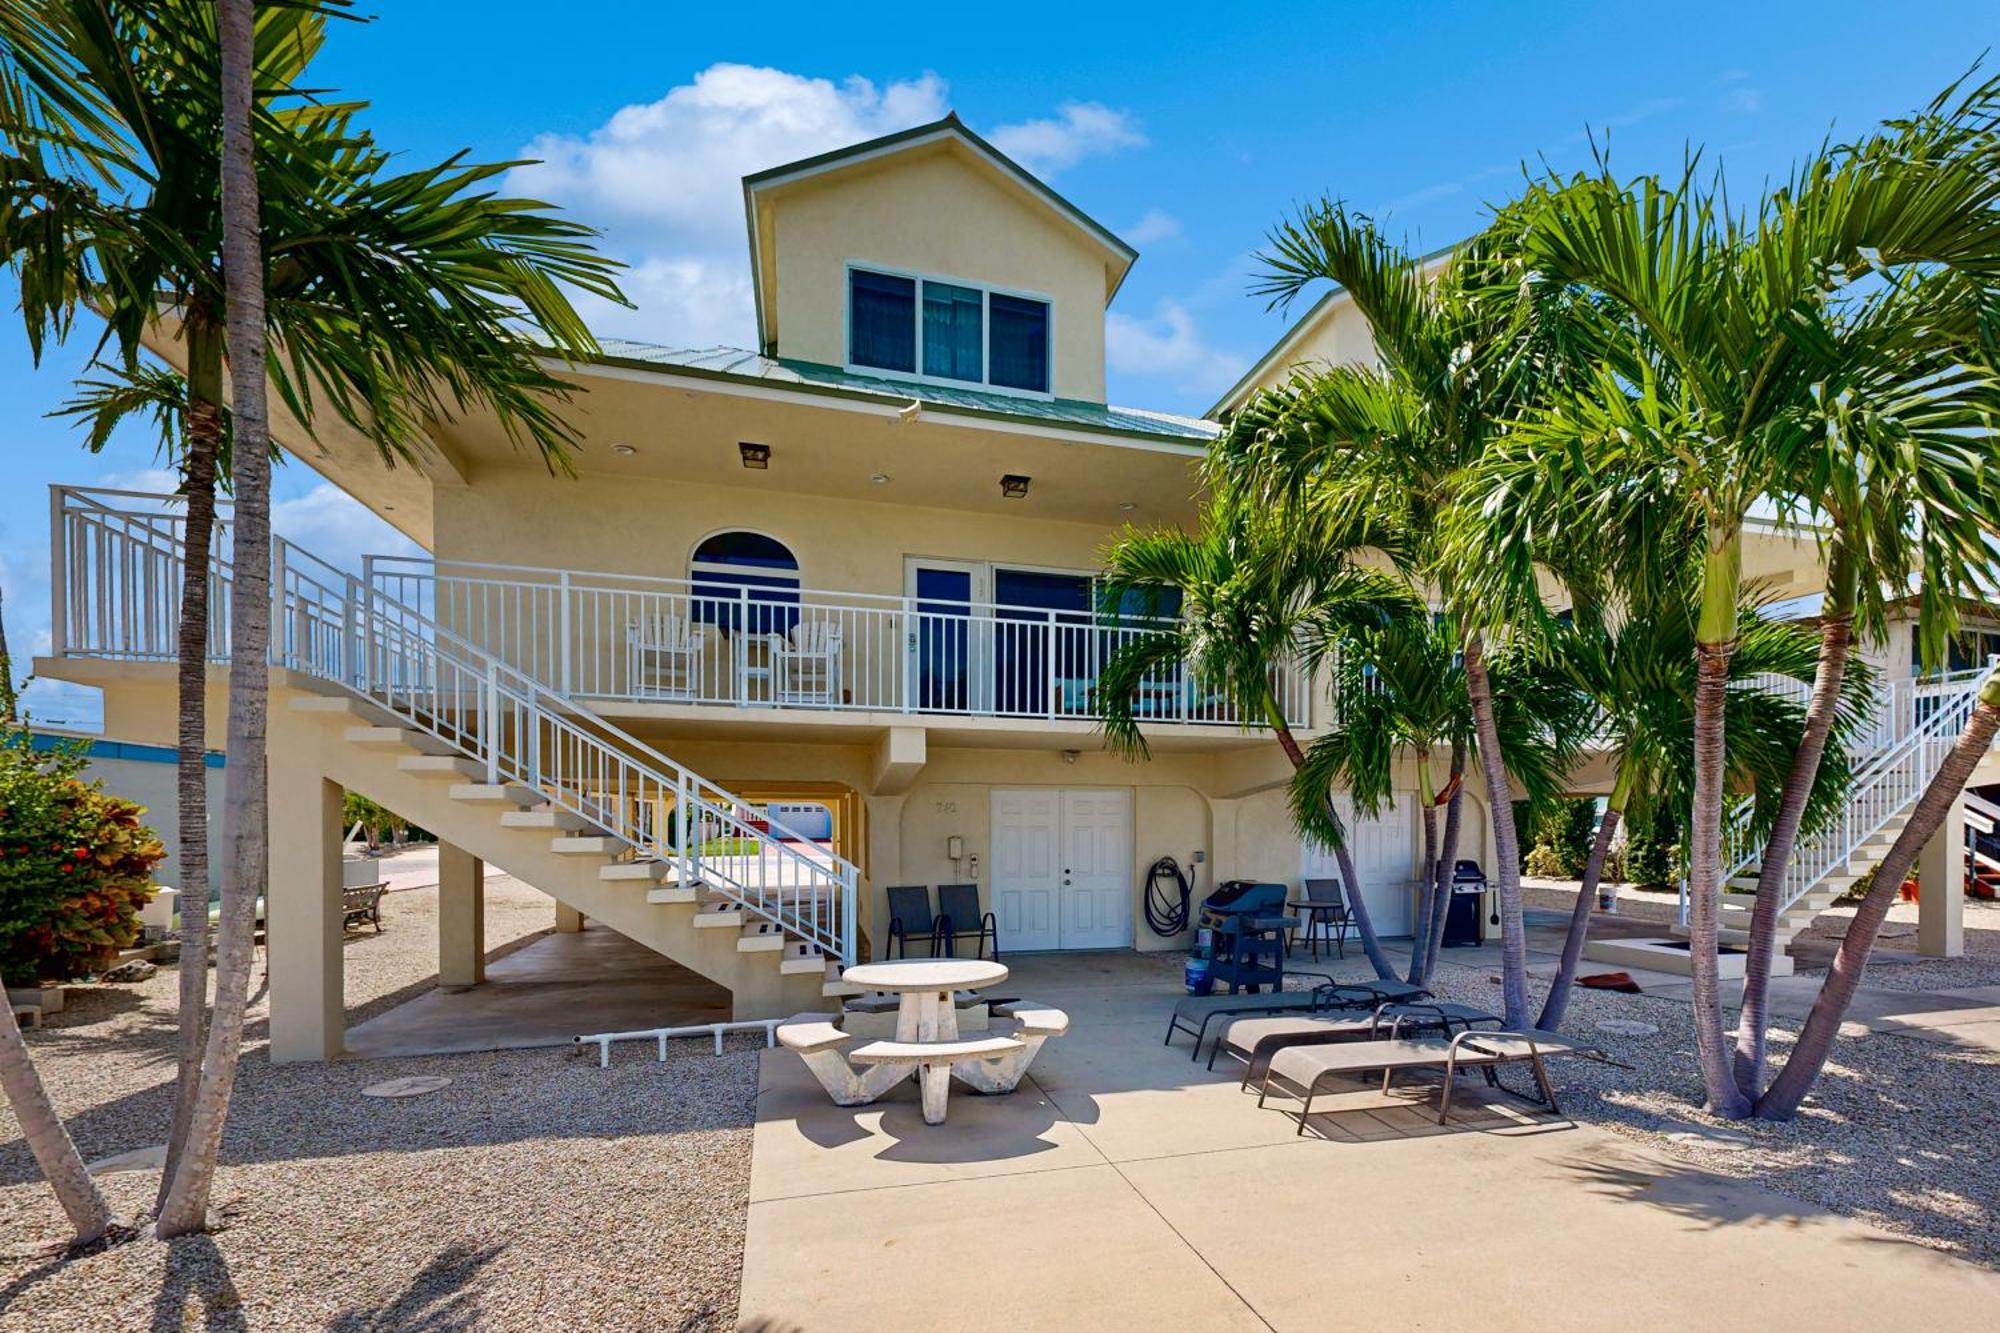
(0, 733, 166, 985)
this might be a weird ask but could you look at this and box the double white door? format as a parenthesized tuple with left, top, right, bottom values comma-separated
(989, 789, 1131, 951)
(1302, 793, 1416, 937)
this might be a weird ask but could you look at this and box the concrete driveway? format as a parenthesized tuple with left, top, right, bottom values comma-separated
(738, 952, 2000, 1332)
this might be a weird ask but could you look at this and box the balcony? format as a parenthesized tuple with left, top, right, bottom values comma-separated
(364, 555, 1311, 731)
(46, 487, 1310, 736)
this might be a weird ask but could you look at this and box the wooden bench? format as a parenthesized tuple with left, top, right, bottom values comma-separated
(851, 1035, 1026, 1123)
(342, 881, 387, 932)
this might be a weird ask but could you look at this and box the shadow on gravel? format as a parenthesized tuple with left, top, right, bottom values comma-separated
(328, 1239, 504, 1332)
(149, 1234, 248, 1332)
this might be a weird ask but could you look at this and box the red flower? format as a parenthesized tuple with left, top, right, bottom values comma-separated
(57, 864, 70, 874)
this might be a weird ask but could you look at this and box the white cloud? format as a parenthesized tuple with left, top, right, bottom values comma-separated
(988, 102, 1145, 176)
(272, 482, 420, 576)
(1105, 300, 1248, 397)
(1123, 209, 1181, 246)
(510, 64, 950, 347)
(510, 67, 1145, 350)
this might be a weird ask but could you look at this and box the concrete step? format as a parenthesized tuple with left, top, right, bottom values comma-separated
(737, 920, 788, 953)
(646, 884, 699, 905)
(693, 908, 746, 929)
(780, 944, 827, 975)
(600, 860, 671, 883)
(822, 978, 864, 998)
(551, 835, 624, 856)
(499, 808, 593, 833)
(344, 724, 456, 756)
(449, 782, 543, 807)
(396, 754, 484, 780)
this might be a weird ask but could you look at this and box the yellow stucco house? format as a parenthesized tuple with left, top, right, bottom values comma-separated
(40, 115, 1992, 1060)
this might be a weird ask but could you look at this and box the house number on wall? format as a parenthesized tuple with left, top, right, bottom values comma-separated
(933, 800, 958, 815)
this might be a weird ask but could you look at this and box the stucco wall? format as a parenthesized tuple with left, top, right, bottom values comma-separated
(770, 147, 1109, 402)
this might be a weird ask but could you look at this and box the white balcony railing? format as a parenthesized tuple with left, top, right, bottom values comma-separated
(361, 555, 1312, 730)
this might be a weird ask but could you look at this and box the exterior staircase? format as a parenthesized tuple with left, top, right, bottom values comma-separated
(54, 487, 866, 1017)
(1588, 664, 1995, 979)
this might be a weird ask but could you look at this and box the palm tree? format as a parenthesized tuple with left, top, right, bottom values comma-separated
(155, 0, 264, 1241)
(1289, 614, 1583, 989)
(1215, 210, 1597, 1027)
(1491, 81, 2000, 1112)
(1096, 492, 1421, 979)
(1532, 583, 1871, 1031)
(1759, 667, 2000, 1118)
(4, 1, 623, 1232)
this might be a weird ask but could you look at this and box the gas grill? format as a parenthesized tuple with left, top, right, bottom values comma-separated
(1197, 881, 1293, 993)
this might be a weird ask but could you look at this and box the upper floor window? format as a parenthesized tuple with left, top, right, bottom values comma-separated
(847, 266, 1051, 395)
(690, 530, 800, 635)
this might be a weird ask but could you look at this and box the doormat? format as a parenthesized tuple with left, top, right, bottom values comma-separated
(1578, 972, 1642, 993)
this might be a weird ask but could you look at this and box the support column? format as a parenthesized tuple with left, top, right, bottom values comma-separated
(437, 842, 486, 988)
(555, 901, 585, 933)
(1917, 795, 1966, 958)
(268, 769, 344, 1063)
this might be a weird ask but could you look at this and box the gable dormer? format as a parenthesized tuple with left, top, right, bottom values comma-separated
(742, 115, 1136, 404)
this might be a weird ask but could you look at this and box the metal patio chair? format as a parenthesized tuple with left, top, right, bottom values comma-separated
(885, 884, 946, 959)
(935, 882, 999, 960)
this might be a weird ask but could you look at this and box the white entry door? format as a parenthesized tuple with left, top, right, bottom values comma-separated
(1303, 794, 1416, 937)
(990, 789, 1062, 951)
(991, 789, 1132, 951)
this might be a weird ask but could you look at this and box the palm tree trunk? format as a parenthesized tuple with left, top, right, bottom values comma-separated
(156, 316, 222, 1215)
(1406, 753, 1439, 985)
(1409, 798, 1439, 986)
(1689, 534, 1753, 1118)
(0, 993, 114, 1244)
(1463, 634, 1532, 1028)
(1758, 670, 2000, 1119)
(1732, 546, 1857, 1100)
(1420, 741, 1467, 985)
(157, 0, 269, 1238)
(1264, 693, 1397, 979)
(1537, 763, 1630, 1031)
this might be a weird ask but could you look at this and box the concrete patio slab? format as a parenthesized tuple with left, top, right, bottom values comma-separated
(741, 948, 2000, 1330)
(749, 1042, 1107, 1202)
(344, 922, 727, 1058)
(1118, 1128, 2000, 1332)
(738, 1164, 1269, 1332)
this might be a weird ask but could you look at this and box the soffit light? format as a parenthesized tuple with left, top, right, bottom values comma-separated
(739, 441, 771, 469)
(869, 473, 891, 484)
(1000, 474, 1031, 499)
(611, 443, 637, 457)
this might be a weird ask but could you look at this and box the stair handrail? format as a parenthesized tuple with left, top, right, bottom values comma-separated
(1681, 663, 1995, 927)
(278, 539, 860, 964)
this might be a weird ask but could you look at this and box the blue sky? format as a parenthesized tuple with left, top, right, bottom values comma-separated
(4, 0, 1994, 726)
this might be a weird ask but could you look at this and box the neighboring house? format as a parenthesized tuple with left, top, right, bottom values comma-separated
(36, 115, 1990, 1059)
(25, 730, 225, 900)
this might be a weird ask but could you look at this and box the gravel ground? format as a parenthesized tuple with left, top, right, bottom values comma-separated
(1, 867, 757, 1331)
(1414, 952, 2000, 1269)
(1791, 897, 2000, 991)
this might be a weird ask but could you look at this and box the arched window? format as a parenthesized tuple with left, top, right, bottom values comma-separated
(690, 530, 800, 634)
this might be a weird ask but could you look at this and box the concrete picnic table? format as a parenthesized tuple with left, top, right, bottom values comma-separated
(839, 958, 1013, 1122)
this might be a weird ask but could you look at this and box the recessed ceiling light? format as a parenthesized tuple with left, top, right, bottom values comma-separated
(869, 473, 891, 484)
(611, 444, 637, 456)
(382, 504, 395, 512)
(1119, 502, 1137, 512)
(739, 441, 771, 469)
(1000, 474, 1031, 499)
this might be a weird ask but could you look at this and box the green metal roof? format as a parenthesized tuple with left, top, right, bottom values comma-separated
(586, 340, 1218, 445)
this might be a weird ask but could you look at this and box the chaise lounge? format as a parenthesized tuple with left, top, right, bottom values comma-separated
(1211, 1000, 1503, 1084)
(1164, 977, 1431, 1062)
(1260, 1027, 1581, 1129)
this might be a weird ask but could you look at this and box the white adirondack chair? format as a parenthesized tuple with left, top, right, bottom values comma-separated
(628, 611, 707, 699)
(771, 619, 843, 706)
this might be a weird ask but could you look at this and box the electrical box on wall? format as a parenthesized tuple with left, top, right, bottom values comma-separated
(947, 835, 964, 861)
